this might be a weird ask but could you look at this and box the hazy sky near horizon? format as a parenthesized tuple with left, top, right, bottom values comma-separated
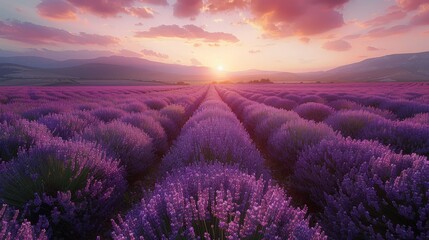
(0, 0, 428, 72)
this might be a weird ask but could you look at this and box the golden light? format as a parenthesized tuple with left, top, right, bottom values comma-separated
(216, 65, 224, 72)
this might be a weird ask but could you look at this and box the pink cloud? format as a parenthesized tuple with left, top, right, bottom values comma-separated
(206, 0, 247, 12)
(173, 0, 203, 18)
(37, 0, 77, 20)
(250, 0, 348, 38)
(343, 34, 361, 40)
(127, 7, 154, 18)
(367, 25, 411, 38)
(135, 24, 239, 43)
(141, 49, 169, 59)
(410, 7, 429, 25)
(397, 0, 428, 10)
(140, 0, 168, 5)
(0, 20, 119, 45)
(363, 7, 407, 27)
(66, 0, 134, 17)
(323, 39, 352, 51)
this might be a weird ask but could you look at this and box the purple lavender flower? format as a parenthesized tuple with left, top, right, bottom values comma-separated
(121, 113, 169, 155)
(294, 102, 335, 122)
(79, 121, 155, 177)
(0, 119, 52, 162)
(0, 139, 126, 238)
(0, 204, 47, 240)
(293, 137, 391, 207)
(267, 119, 336, 172)
(91, 107, 126, 123)
(323, 153, 429, 239)
(112, 163, 326, 240)
(38, 111, 100, 140)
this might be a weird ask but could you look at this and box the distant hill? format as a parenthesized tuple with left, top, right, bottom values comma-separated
(0, 51, 428, 85)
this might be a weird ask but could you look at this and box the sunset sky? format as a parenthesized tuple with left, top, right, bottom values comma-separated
(0, 0, 428, 72)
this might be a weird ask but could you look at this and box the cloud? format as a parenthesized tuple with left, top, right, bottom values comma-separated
(323, 39, 352, 51)
(127, 7, 155, 18)
(0, 20, 119, 45)
(367, 46, 382, 51)
(37, 0, 77, 20)
(367, 25, 411, 38)
(410, 7, 429, 25)
(141, 49, 169, 59)
(363, 7, 407, 27)
(173, 0, 203, 18)
(66, 0, 134, 17)
(250, 0, 348, 38)
(190, 58, 202, 65)
(0, 48, 114, 60)
(249, 49, 261, 54)
(140, 0, 168, 5)
(205, 0, 248, 13)
(397, 0, 428, 10)
(135, 24, 239, 43)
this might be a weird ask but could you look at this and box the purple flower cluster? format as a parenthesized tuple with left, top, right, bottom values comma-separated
(0, 119, 52, 162)
(293, 137, 390, 207)
(38, 111, 100, 139)
(293, 102, 335, 122)
(0, 139, 126, 238)
(267, 119, 336, 170)
(112, 163, 326, 240)
(323, 153, 429, 239)
(0, 204, 47, 240)
(79, 121, 155, 177)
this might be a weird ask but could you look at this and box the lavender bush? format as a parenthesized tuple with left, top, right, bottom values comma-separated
(112, 163, 326, 240)
(294, 102, 335, 122)
(91, 107, 126, 123)
(38, 111, 100, 140)
(79, 121, 155, 177)
(0, 120, 52, 162)
(121, 113, 169, 155)
(0, 139, 126, 238)
(267, 119, 336, 171)
(293, 137, 391, 207)
(323, 153, 429, 239)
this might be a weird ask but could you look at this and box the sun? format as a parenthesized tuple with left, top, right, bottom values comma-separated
(216, 65, 224, 72)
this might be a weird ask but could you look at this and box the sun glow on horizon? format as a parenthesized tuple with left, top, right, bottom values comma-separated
(216, 65, 224, 72)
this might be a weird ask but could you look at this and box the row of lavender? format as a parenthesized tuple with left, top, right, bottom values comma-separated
(0, 86, 207, 239)
(217, 85, 429, 239)
(224, 83, 429, 157)
(112, 87, 325, 239)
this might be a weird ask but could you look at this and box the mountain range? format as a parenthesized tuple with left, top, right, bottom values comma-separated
(0, 51, 428, 86)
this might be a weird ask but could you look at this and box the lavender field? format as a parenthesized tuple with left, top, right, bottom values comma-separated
(0, 82, 428, 240)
